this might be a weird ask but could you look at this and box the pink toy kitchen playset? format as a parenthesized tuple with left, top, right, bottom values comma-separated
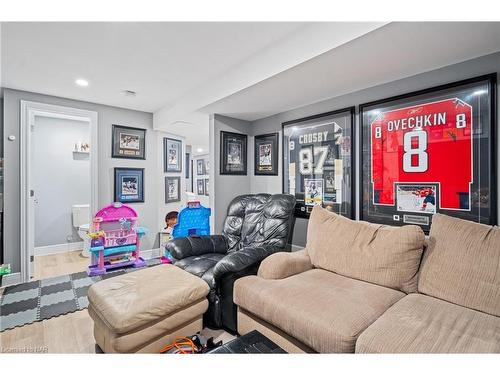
(87, 202, 147, 276)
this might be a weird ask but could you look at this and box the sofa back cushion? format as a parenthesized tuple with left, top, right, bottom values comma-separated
(306, 206, 425, 293)
(222, 193, 296, 252)
(418, 213, 500, 317)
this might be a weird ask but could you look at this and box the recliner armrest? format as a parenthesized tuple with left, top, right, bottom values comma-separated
(212, 246, 276, 280)
(257, 249, 313, 280)
(166, 235, 228, 260)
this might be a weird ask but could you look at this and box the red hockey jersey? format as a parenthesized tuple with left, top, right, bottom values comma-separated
(371, 98, 472, 210)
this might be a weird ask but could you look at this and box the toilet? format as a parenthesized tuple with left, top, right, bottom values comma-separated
(72, 204, 91, 257)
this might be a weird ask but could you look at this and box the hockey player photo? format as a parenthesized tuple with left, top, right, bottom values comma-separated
(304, 179, 324, 206)
(396, 185, 437, 214)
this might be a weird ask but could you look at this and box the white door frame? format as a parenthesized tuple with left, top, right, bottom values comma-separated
(20, 101, 98, 282)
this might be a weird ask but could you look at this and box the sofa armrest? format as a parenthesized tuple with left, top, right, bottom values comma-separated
(257, 249, 313, 280)
(166, 235, 228, 260)
(212, 246, 277, 280)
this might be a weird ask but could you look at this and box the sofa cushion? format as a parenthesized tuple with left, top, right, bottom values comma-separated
(306, 206, 425, 293)
(356, 293, 500, 353)
(234, 269, 405, 353)
(418, 214, 500, 317)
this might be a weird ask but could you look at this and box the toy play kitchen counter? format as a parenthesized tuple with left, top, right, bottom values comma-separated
(87, 202, 147, 276)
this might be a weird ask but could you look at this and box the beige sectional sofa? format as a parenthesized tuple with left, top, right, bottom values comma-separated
(234, 206, 500, 353)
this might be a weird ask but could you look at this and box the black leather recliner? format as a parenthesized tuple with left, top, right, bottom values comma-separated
(166, 193, 296, 332)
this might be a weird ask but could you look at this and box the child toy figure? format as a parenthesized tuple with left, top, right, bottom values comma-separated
(160, 211, 178, 264)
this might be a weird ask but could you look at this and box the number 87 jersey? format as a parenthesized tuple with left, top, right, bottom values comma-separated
(371, 98, 472, 210)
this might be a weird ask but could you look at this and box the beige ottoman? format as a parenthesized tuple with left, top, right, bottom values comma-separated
(87, 264, 209, 353)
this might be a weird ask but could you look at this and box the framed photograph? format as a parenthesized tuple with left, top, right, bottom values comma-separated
(165, 176, 181, 203)
(360, 74, 497, 232)
(254, 133, 279, 175)
(205, 160, 210, 174)
(197, 159, 205, 175)
(197, 179, 205, 195)
(283, 107, 355, 219)
(220, 131, 247, 175)
(112, 125, 146, 159)
(164, 138, 182, 173)
(204, 179, 209, 196)
(185, 153, 190, 179)
(114, 168, 144, 203)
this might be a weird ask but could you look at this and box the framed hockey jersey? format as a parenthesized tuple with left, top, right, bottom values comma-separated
(283, 107, 355, 219)
(360, 74, 496, 232)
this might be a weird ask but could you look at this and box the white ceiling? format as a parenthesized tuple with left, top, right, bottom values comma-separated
(204, 22, 500, 121)
(0, 22, 305, 112)
(2, 21, 499, 138)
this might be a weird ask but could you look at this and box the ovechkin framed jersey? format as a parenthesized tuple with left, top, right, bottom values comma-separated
(360, 74, 496, 232)
(283, 107, 355, 219)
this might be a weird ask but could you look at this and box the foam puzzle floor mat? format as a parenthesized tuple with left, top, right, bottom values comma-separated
(0, 258, 161, 331)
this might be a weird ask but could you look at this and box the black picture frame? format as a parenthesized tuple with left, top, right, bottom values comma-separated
(197, 159, 205, 175)
(185, 153, 190, 179)
(359, 73, 497, 232)
(197, 179, 205, 195)
(114, 167, 144, 203)
(111, 125, 146, 159)
(282, 107, 355, 219)
(164, 137, 182, 173)
(204, 178, 209, 196)
(220, 131, 247, 175)
(165, 176, 181, 203)
(254, 132, 279, 175)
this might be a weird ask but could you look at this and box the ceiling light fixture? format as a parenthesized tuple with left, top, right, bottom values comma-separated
(75, 78, 89, 87)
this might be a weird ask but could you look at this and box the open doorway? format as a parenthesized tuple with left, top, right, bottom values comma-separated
(20, 101, 98, 282)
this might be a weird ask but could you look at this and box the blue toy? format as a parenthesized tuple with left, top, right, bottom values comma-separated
(172, 201, 211, 238)
(161, 201, 211, 264)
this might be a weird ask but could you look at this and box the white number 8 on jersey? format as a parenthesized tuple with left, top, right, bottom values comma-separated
(403, 130, 428, 172)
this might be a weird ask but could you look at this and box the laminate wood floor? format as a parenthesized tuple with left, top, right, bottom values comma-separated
(1, 251, 235, 353)
(33, 250, 89, 281)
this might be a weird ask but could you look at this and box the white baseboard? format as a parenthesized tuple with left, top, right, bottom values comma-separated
(1, 272, 22, 287)
(35, 241, 84, 257)
(141, 248, 161, 260)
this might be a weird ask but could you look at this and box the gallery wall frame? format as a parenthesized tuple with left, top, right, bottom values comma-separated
(282, 106, 355, 219)
(359, 73, 497, 232)
(165, 176, 181, 203)
(220, 131, 248, 175)
(254, 132, 279, 175)
(114, 167, 145, 203)
(204, 178, 209, 196)
(197, 159, 206, 175)
(111, 124, 146, 159)
(197, 179, 205, 195)
(164, 137, 183, 173)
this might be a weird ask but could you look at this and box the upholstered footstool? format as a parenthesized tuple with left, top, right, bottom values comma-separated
(87, 264, 209, 353)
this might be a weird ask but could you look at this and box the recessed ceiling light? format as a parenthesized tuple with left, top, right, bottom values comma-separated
(75, 79, 89, 87)
(124, 90, 137, 97)
(197, 148, 203, 153)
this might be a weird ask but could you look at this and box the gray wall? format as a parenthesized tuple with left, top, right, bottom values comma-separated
(211, 114, 252, 233)
(33, 116, 90, 247)
(3, 89, 160, 273)
(249, 52, 500, 247)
